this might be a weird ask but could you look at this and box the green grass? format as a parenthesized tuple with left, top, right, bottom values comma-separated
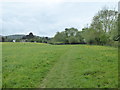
(2, 42, 118, 88)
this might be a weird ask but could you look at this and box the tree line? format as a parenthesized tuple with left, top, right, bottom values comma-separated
(1, 8, 119, 47)
(50, 8, 119, 46)
(0, 32, 51, 43)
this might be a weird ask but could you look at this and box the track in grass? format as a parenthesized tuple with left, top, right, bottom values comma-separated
(2, 42, 118, 88)
(40, 45, 118, 88)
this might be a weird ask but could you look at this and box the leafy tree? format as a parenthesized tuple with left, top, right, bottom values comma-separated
(68, 36, 79, 44)
(2, 37, 5, 42)
(76, 31, 84, 43)
(53, 31, 68, 43)
(65, 27, 78, 37)
(22, 32, 34, 39)
(82, 8, 118, 45)
(82, 28, 97, 44)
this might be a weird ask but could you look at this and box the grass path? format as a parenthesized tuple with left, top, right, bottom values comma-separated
(40, 45, 118, 88)
(40, 46, 75, 88)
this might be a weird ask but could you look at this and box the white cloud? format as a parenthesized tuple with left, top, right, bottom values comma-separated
(1, 1, 118, 37)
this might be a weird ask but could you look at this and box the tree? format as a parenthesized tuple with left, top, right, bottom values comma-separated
(76, 31, 84, 43)
(65, 27, 78, 37)
(52, 8, 118, 46)
(22, 32, 34, 39)
(0, 37, 5, 42)
(53, 28, 80, 44)
(68, 36, 79, 44)
(53, 32, 67, 43)
(82, 8, 118, 45)
(82, 28, 97, 44)
(91, 8, 118, 33)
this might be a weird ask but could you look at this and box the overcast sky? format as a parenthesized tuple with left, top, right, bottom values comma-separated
(0, 0, 119, 37)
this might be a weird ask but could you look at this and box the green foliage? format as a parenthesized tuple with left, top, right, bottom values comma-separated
(54, 32, 68, 43)
(65, 27, 78, 37)
(52, 8, 118, 46)
(76, 31, 84, 43)
(82, 8, 118, 46)
(82, 28, 96, 44)
(68, 36, 78, 44)
(53, 28, 84, 44)
(23, 32, 34, 39)
(99, 32, 109, 45)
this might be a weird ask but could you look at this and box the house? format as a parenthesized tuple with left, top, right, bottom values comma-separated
(13, 40, 16, 42)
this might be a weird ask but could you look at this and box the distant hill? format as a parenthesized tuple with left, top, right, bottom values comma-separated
(6, 34, 25, 40)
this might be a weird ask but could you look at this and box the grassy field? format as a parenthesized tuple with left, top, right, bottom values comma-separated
(2, 42, 118, 88)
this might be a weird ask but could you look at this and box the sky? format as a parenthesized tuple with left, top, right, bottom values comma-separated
(0, 0, 119, 37)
